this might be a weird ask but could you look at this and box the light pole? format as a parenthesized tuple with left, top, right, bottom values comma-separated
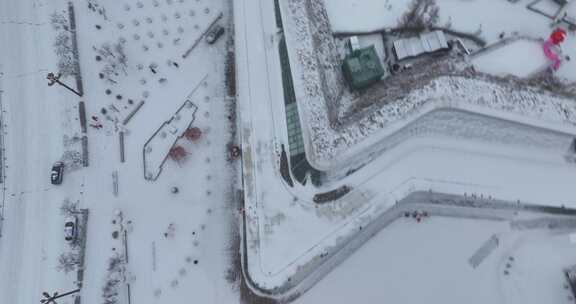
(40, 288, 81, 304)
(46, 72, 82, 97)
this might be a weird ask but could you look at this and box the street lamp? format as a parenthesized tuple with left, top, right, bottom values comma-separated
(40, 288, 81, 304)
(46, 72, 82, 97)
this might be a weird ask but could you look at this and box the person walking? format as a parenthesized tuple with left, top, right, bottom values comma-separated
(543, 28, 567, 71)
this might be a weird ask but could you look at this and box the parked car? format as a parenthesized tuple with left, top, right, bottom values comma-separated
(51, 161, 64, 185)
(64, 216, 77, 242)
(205, 25, 225, 44)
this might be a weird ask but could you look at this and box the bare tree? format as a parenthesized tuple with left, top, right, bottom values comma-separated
(87, 0, 100, 8)
(51, 11, 78, 78)
(101, 254, 125, 304)
(398, 0, 440, 30)
(102, 278, 120, 304)
(61, 150, 83, 171)
(114, 43, 128, 70)
(107, 255, 125, 272)
(94, 42, 128, 83)
(56, 252, 80, 273)
(50, 11, 69, 32)
(474, 23, 484, 39)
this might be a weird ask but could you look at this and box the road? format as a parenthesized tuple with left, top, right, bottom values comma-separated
(235, 0, 576, 300)
(0, 0, 79, 302)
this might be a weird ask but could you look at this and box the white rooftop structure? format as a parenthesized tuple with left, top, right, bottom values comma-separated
(393, 30, 449, 61)
(348, 36, 360, 52)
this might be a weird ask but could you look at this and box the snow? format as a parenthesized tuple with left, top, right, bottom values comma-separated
(472, 39, 549, 78)
(143, 99, 197, 180)
(73, 0, 238, 301)
(324, 0, 576, 82)
(295, 216, 576, 304)
(325, 0, 545, 37)
(0, 0, 238, 303)
(295, 217, 511, 304)
(570, 233, 576, 244)
(324, 0, 408, 32)
(280, 0, 576, 170)
(357, 34, 387, 63)
(499, 234, 576, 304)
(235, 0, 576, 300)
(303, 74, 576, 170)
(253, 134, 576, 289)
(393, 30, 449, 60)
(0, 0, 75, 302)
(3, 0, 576, 303)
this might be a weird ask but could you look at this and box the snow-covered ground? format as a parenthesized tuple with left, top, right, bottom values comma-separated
(0, 0, 239, 303)
(74, 0, 239, 302)
(0, 0, 77, 302)
(471, 38, 549, 78)
(296, 216, 576, 304)
(235, 0, 576, 301)
(282, 0, 576, 169)
(296, 216, 512, 304)
(3, 0, 576, 303)
(324, 0, 576, 81)
(143, 99, 197, 180)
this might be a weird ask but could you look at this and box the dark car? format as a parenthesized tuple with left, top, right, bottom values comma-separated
(51, 161, 64, 185)
(64, 216, 77, 242)
(205, 25, 225, 44)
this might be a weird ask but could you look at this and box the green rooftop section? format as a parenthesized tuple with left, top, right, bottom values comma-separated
(342, 45, 385, 90)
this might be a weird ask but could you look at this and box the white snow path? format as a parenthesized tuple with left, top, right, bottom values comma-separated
(0, 0, 79, 302)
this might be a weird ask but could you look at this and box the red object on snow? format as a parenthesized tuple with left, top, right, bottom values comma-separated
(543, 39, 562, 70)
(184, 127, 202, 141)
(169, 145, 187, 162)
(550, 28, 567, 45)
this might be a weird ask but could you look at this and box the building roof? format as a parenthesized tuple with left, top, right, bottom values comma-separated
(393, 30, 449, 60)
(342, 45, 385, 90)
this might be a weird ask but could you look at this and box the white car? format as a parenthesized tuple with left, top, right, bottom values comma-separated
(64, 216, 77, 242)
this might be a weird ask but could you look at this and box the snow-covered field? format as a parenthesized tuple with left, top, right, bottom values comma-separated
(0, 0, 239, 303)
(2, 0, 576, 303)
(282, 0, 576, 169)
(296, 216, 511, 304)
(296, 216, 576, 304)
(73, 0, 239, 302)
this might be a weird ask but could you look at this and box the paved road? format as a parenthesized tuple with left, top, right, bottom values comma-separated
(0, 0, 76, 302)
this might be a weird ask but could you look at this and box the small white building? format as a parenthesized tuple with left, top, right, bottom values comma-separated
(393, 30, 449, 61)
(347, 36, 361, 53)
